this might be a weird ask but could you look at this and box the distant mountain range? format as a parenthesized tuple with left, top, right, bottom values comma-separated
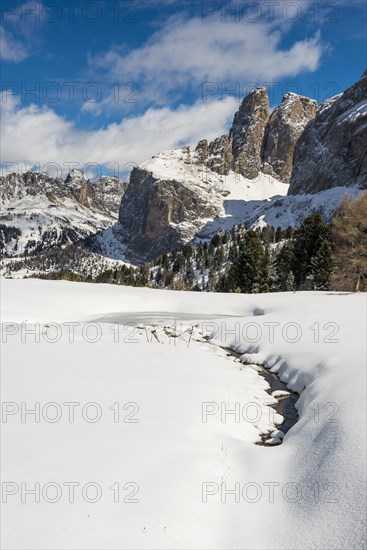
(0, 170, 125, 257)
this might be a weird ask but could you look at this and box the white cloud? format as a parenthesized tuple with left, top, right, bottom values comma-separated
(86, 14, 325, 111)
(1, 93, 237, 177)
(1, 4, 327, 175)
(0, 1, 45, 63)
(0, 27, 29, 62)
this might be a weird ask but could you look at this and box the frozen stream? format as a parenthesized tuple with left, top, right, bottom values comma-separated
(89, 311, 300, 446)
(222, 348, 299, 445)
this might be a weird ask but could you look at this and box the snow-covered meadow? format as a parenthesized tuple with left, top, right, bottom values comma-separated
(1, 280, 366, 549)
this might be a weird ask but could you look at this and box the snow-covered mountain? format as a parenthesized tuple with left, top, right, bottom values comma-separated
(110, 72, 365, 261)
(98, 87, 318, 262)
(0, 170, 125, 257)
(2, 71, 366, 270)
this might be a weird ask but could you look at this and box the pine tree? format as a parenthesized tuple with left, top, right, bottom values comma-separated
(285, 226, 294, 239)
(172, 257, 182, 273)
(228, 243, 237, 263)
(215, 245, 224, 267)
(210, 234, 221, 248)
(273, 242, 294, 291)
(261, 225, 273, 244)
(228, 230, 263, 293)
(155, 267, 162, 285)
(259, 244, 272, 292)
(310, 240, 333, 290)
(183, 244, 193, 259)
(185, 265, 195, 288)
(292, 213, 331, 288)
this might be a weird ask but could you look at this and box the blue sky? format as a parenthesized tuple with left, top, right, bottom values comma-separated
(1, 0, 366, 178)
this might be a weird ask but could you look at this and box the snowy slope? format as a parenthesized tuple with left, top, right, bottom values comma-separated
(140, 148, 289, 200)
(199, 185, 364, 236)
(1, 280, 366, 549)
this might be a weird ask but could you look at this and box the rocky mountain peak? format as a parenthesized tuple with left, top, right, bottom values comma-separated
(230, 86, 270, 179)
(4, 74, 364, 264)
(194, 87, 316, 182)
(64, 169, 87, 186)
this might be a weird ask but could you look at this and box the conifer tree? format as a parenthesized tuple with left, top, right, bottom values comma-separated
(285, 226, 294, 239)
(292, 213, 331, 288)
(273, 242, 294, 291)
(229, 230, 263, 293)
(259, 244, 272, 292)
(275, 227, 283, 243)
(310, 240, 333, 289)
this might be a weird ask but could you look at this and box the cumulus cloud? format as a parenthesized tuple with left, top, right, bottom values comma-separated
(1, 93, 237, 177)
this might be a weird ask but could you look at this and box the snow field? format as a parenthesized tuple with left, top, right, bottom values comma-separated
(1, 280, 366, 549)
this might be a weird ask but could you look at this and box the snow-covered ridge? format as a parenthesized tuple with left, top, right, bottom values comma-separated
(141, 147, 289, 200)
(337, 98, 367, 124)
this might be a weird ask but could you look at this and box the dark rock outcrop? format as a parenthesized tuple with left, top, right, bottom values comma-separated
(230, 86, 269, 178)
(207, 135, 233, 175)
(289, 71, 367, 194)
(195, 139, 209, 162)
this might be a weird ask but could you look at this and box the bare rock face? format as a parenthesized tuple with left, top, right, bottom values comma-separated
(289, 70, 367, 195)
(230, 87, 269, 178)
(118, 154, 223, 260)
(195, 88, 315, 182)
(261, 93, 317, 183)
